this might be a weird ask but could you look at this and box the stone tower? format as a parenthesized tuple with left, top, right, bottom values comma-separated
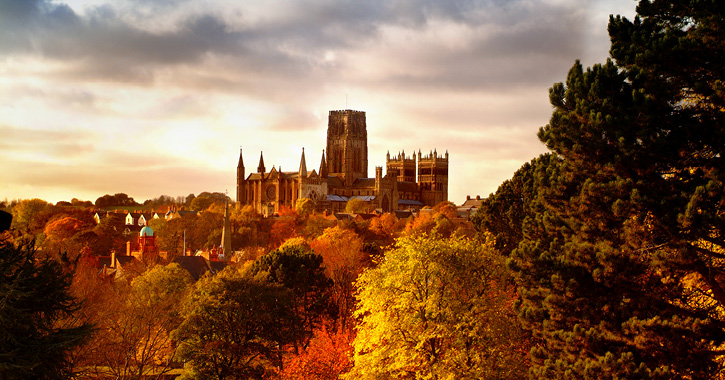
(417, 149, 449, 206)
(386, 150, 416, 183)
(327, 110, 368, 187)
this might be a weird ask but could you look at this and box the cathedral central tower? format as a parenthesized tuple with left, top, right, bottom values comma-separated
(326, 110, 368, 187)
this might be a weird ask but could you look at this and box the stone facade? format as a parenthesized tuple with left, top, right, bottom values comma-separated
(236, 109, 448, 216)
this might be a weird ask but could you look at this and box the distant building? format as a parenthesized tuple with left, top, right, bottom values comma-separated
(458, 195, 484, 220)
(236, 109, 449, 216)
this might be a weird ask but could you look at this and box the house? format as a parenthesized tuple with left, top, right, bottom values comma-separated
(458, 195, 484, 220)
(173, 256, 227, 281)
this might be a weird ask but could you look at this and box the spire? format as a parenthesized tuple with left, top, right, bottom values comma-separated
(299, 147, 307, 177)
(220, 197, 232, 262)
(319, 149, 328, 178)
(257, 151, 266, 173)
(237, 147, 244, 169)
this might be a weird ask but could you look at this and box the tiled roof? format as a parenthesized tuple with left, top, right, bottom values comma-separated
(115, 255, 138, 267)
(173, 256, 211, 281)
(350, 195, 376, 202)
(394, 210, 413, 219)
(332, 213, 354, 221)
(327, 195, 348, 202)
(398, 199, 424, 206)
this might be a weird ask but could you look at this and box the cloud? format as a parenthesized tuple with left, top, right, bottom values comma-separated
(1, 0, 589, 90)
(0, 0, 639, 204)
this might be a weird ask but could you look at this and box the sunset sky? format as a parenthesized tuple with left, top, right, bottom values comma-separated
(0, 0, 637, 205)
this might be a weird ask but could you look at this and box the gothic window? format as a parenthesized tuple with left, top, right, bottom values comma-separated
(266, 186, 276, 201)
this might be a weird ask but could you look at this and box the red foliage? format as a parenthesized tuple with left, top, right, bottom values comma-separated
(279, 326, 353, 380)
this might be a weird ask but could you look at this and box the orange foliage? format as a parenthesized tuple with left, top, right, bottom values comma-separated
(368, 213, 397, 242)
(309, 226, 365, 274)
(44, 216, 85, 241)
(309, 226, 367, 329)
(270, 211, 299, 247)
(279, 326, 353, 380)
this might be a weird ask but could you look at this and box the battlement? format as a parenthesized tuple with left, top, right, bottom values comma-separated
(386, 150, 416, 163)
(418, 149, 449, 162)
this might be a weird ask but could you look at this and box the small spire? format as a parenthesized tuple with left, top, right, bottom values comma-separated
(257, 151, 266, 173)
(237, 147, 244, 169)
(220, 197, 231, 262)
(319, 149, 328, 178)
(299, 147, 307, 177)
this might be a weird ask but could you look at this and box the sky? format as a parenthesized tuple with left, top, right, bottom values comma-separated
(0, 0, 638, 205)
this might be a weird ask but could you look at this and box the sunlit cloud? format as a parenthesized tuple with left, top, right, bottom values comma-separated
(0, 0, 638, 204)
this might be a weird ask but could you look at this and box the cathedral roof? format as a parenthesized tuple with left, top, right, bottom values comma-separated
(352, 178, 376, 188)
(327, 176, 344, 188)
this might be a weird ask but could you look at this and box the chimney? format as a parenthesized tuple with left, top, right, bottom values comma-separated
(111, 250, 116, 268)
(126, 240, 131, 257)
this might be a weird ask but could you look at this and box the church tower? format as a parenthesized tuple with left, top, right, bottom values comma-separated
(326, 110, 368, 187)
(418, 149, 449, 206)
(236, 148, 246, 204)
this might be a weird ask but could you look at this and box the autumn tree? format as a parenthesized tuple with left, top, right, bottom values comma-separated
(295, 197, 315, 217)
(82, 263, 193, 380)
(346, 234, 529, 379)
(345, 198, 369, 214)
(279, 326, 353, 380)
(488, 1, 725, 378)
(0, 236, 93, 379)
(10, 198, 50, 232)
(174, 266, 298, 379)
(270, 207, 300, 247)
(310, 226, 367, 330)
(368, 213, 398, 245)
(42, 216, 88, 256)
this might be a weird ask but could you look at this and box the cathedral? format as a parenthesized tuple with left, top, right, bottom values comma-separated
(236, 109, 448, 216)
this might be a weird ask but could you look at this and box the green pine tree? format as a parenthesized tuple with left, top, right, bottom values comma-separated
(0, 237, 93, 380)
(476, 1, 725, 378)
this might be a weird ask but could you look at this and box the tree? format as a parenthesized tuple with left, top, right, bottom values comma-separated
(295, 198, 315, 217)
(251, 239, 334, 351)
(345, 198, 369, 214)
(471, 154, 554, 256)
(345, 234, 529, 379)
(309, 226, 367, 329)
(94, 193, 139, 208)
(502, 2, 725, 378)
(10, 198, 50, 231)
(368, 213, 397, 239)
(174, 267, 298, 379)
(0, 236, 93, 379)
(83, 263, 193, 380)
(42, 216, 87, 256)
(279, 326, 353, 380)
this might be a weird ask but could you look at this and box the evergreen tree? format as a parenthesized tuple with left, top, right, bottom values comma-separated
(485, 1, 725, 378)
(251, 240, 334, 351)
(0, 237, 92, 379)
